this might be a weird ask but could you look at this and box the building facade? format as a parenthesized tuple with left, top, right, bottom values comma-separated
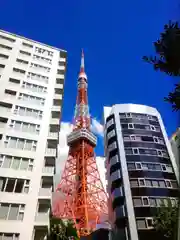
(0, 30, 67, 240)
(170, 128, 180, 171)
(103, 104, 179, 240)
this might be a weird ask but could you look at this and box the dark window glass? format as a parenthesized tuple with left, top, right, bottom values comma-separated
(139, 179, 145, 186)
(5, 178, 15, 192)
(15, 179, 24, 193)
(142, 198, 149, 205)
(121, 124, 128, 129)
(141, 136, 153, 142)
(171, 181, 178, 188)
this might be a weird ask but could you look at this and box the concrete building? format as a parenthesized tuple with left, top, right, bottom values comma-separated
(103, 104, 179, 240)
(170, 128, 180, 170)
(0, 30, 67, 240)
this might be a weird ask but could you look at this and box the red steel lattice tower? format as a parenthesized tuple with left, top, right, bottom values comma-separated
(52, 50, 108, 237)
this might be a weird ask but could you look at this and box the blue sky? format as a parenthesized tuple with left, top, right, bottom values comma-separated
(0, 0, 179, 155)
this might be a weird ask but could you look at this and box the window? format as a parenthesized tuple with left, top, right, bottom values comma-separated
(125, 148, 133, 155)
(22, 81, 47, 93)
(149, 198, 157, 206)
(0, 203, 25, 221)
(130, 135, 136, 141)
(13, 68, 25, 75)
(137, 219, 146, 229)
(18, 93, 45, 105)
(16, 59, 28, 65)
(127, 162, 136, 170)
(123, 136, 130, 141)
(126, 113, 131, 118)
(133, 197, 142, 206)
(19, 50, 31, 56)
(135, 162, 141, 169)
(128, 123, 134, 129)
(5, 89, 16, 96)
(153, 137, 159, 143)
(9, 120, 40, 134)
(0, 44, 12, 50)
(171, 181, 178, 188)
(130, 179, 138, 187)
(0, 35, 15, 42)
(33, 54, 52, 64)
(22, 42, 33, 48)
(0, 233, 19, 239)
(9, 78, 20, 84)
(152, 180, 159, 187)
(139, 148, 157, 155)
(0, 177, 30, 193)
(4, 136, 37, 151)
(165, 180, 171, 188)
(146, 218, 154, 228)
(141, 135, 153, 142)
(133, 148, 139, 155)
(139, 178, 145, 186)
(0, 155, 33, 171)
(30, 63, 50, 73)
(150, 125, 156, 131)
(142, 197, 149, 205)
(0, 53, 9, 59)
(14, 106, 43, 119)
(145, 179, 152, 187)
(27, 72, 48, 83)
(159, 180, 166, 188)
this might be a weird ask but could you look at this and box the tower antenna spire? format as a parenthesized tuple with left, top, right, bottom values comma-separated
(53, 50, 108, 237)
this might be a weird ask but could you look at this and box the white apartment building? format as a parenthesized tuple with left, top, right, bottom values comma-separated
(0, 30, 67, 240)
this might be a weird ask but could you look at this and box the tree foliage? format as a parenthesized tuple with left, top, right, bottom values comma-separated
(153, 200, 178, 240)
(143, 21, 180, 111)
(49, 216, 79, 240)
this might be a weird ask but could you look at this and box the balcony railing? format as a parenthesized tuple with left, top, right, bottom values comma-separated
(42, 166, 54, 175)
(55, 83, 63, 89)
(50, 118, 59, 125)
(39, 187, 52, 197)
(45, 148, 56, 156)
(48, 132, 58, 139)
(0, 122, 6, 129)
(52, 105, 61, 112)
(0, 106, 11, 113)
(54, 93, 62, 100)
(35, 212, 49, 222)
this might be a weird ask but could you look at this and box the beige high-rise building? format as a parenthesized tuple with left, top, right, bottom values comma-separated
(0, 30, 67, 240)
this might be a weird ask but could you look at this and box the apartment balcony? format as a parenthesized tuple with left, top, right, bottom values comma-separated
(50, 117, 59, 125)
(38, 187, 52, 199)
(35, 213, 49, 226)
(52, 105, 61, 112)
(0, 106, 12, 118)
(0, 57, 8, 65)
(54, 93, 62, 100)
(55, 83, 63, 89)
(15, 63, 28, 71)
(0, 39, 13, 48)
(59, 57, 66, 62)
(42, 166, 54, 176)
(48, 132, 58, 140)
(0, 122, 6, 134)
(2, 94, 16, 104)
(45, 148, 56, 157)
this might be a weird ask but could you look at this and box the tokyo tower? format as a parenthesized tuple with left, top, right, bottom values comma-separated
(52, 50, 108, 237)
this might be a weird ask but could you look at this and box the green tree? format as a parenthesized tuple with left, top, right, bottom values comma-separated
(143, 21, 180, 111)
(49, 216, 79, 240)
(153, 200, 178, 240)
